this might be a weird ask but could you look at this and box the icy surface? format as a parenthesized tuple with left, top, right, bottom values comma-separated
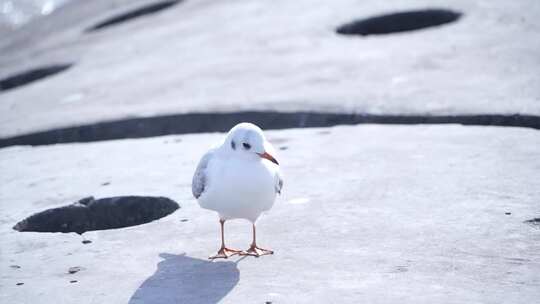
(1, 1, 539, 302)
(1, 125, 539, 303)
(0, 0, 539, 137)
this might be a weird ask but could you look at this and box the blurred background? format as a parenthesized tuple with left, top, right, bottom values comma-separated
(1, 0, 72, 30)
(1, 0, 538, 147)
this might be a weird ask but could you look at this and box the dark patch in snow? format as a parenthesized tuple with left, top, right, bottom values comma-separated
(0, 112, 538, 148)
(68, 266, 82, 274)
(13, 196, 180, 234)
(393, 266, 409, 273)
(524, 218, 540, 228)
(0, 64, 72, 92)
(336, 9, 462, 36)
(86, 0, 182, 32)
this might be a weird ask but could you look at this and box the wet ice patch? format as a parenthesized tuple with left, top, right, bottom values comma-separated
(336, 9, 462, 36)
(524, 218, 540, 228)
(86, 0, 181, 32)
(13, 196, 180, 234)
(0, 64, 72, 92)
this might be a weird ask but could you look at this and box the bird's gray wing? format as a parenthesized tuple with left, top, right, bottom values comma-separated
(275, 170, 284, 194)
(192, 149, 215, 199)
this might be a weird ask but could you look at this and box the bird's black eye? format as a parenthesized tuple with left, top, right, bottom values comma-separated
(242, 143, 251, 150)
(231, 141, 236, 150)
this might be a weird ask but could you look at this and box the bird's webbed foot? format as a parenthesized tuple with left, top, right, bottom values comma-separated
(209, 247, 242, 259)
(240, 244, 274, 257)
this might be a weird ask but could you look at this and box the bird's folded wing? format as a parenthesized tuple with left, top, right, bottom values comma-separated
(192, 149, 215, 199)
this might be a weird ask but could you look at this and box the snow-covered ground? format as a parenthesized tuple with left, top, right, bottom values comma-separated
(0, 0, 539, 137)
(1, 1, 539, 303)
(1, 125, 539, 303)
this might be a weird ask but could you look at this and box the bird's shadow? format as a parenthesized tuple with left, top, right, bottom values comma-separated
(128, 253, 241, 304)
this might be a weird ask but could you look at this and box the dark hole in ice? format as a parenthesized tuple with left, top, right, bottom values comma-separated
(0, 64, 72, 92)
(524, 218, 540, 228)
(13, 196, 180, 234)
(86, 0, 182, 32)
(336, 9, 462, 36)
(0, 112, 538, 148)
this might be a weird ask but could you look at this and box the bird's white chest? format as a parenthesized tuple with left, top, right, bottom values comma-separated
(199, 156, 277, 221)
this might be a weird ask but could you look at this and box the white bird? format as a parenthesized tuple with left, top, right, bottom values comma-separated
(192, 122, 283, 259)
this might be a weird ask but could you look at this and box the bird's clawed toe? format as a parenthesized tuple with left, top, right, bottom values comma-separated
(209, 247, 242, 260)
(240, 245, 274, 257)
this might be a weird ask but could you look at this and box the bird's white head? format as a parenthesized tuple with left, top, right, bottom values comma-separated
(223, 122, 279, 165)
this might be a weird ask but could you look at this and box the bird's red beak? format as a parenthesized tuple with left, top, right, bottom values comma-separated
(259, 151, 279, 165)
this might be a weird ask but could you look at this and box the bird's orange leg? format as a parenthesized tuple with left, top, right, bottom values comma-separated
(241, 223, 273, 257)
(209, 219, 242, 259)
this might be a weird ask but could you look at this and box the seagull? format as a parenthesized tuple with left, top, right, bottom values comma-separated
(192, 122, 283, 259)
